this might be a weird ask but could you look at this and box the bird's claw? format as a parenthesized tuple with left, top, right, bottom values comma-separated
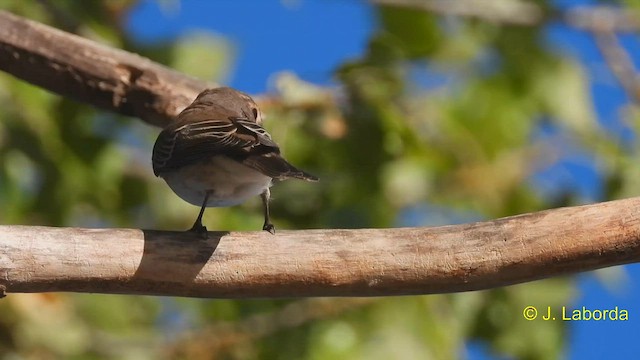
(189, 224, 208, 239)
(263, 223, 275, 235)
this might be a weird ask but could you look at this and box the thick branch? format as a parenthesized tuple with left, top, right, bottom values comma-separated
(0, 10, 210, 128)
(1, 6, 637, 132)
(1, 197, 640, 298)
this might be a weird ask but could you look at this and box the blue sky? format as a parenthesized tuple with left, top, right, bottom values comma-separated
(127, 0, 372, 93)
(127, 1, 640, 358)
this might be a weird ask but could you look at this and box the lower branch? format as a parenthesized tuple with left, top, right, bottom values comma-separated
(1, 197, 640, 298)
(168, 298, 376, 357)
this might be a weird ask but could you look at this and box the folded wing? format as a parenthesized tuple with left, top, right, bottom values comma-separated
(152, 117, 318, 182)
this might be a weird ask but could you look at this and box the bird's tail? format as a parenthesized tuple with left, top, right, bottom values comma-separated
(243, 154, 319, 182)
(286, 166, 319, 182)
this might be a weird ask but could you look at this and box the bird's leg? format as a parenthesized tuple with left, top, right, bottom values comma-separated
(190, 191, 211, 237)
(261, 189, 275, 234)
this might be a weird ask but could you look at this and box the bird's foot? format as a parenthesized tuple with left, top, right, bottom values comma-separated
(189, 223, 208, 239)
(262, 222, 276, 235)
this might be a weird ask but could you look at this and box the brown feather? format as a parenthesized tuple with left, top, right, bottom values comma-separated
(152, 87, 318, 182)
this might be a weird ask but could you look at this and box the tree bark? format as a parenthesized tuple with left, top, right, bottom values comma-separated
(0, 10, 210, 128)
(2, 197, 639, 298)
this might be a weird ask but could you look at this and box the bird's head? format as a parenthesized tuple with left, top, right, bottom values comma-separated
(194, 87, 263, 124)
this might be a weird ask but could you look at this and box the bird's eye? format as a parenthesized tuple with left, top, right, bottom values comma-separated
(252, 108, 259, 119)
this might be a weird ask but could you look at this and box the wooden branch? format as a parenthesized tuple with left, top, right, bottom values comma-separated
(373, 0, 640, 32)
(565, 6, 640, 32)
(593, 29, 640, 105)
(0, 10, 210, 128)
(373, 0, 544, 26)
(2, 197, 640, 298)
(1, 6, 637, 132)
(168, 298, 376, 356)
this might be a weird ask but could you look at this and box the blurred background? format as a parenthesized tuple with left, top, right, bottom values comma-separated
(1, 0, 639, 359)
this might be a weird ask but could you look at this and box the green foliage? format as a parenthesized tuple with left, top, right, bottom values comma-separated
(0, 1, 635, 359)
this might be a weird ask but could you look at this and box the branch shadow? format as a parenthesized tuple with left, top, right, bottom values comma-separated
(132, 230, 229, 295)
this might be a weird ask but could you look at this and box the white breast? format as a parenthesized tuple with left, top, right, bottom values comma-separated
(161, 156, 272, 207)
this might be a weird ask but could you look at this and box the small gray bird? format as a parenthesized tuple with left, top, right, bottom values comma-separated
(152, 87, 318, 235)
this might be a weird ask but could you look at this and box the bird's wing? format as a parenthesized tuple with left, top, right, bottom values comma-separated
(152, 117, 271, 174)
(152, 117, 317, 181)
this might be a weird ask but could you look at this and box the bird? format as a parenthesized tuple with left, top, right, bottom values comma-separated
(152, 87, 318, 236)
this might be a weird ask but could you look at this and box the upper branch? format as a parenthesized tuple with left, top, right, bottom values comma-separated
(0, 10, 210, 128)
(372, 0, 544, 26)
(2, 197, 640, 298)
(373, 0, 640, 32)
